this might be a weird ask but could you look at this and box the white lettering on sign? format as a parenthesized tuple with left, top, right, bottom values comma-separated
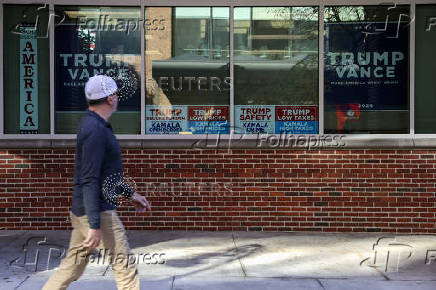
(328, 51, 404, 79)
(239, 107, 272, 121)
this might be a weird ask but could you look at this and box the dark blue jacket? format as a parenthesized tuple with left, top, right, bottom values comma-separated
(72, 110, 133, 229)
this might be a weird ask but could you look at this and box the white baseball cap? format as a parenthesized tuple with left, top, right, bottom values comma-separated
(84, 75, 118, 101)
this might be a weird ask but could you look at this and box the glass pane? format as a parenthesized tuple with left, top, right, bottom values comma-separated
(234, 7, 319, 134)
(324, 5, 410, 134)
(54, 6, 141, 134)
(145, 7, 230, 135)
(3, 5, 50, 134)
(415, 5, 436, 133)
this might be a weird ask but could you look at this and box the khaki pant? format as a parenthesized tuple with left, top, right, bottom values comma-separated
(43, 210, 140, 290)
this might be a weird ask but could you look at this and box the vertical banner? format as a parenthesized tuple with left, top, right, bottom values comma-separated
(19, 25, 38, 133)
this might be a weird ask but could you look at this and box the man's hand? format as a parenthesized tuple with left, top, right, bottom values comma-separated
(131, 192, 151, 213)
(83, 229, 101, 249)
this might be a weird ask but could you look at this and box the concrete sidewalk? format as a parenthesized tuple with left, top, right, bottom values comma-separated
(1, 231, 436, 289)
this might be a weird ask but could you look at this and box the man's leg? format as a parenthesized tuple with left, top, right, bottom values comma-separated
(100, 211, 140, 290)
(42, 212, 92, 290)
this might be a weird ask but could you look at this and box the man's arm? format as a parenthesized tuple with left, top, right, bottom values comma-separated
(118, 179, 135, 200)
(117, 181, 151, 212)
(80, 128, 106, 230)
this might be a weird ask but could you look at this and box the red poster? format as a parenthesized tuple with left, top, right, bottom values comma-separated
(275, 106, 318, 122)
(336, 104, 361, 131)
(188, 106, 229, 121)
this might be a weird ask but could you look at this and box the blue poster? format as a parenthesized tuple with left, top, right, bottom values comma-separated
(146, 105, 188, 134)
(55, 20, 141, 112)
(235, 105, 275, 134)
(324, 21, 409, 111)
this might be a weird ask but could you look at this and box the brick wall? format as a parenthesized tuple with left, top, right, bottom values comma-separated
(0, 148, 435, 233)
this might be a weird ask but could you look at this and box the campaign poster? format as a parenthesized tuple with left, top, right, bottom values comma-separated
(187, 106, 229, 134)
(235, 105, 274, 134)
(275, 106, 318, 134)
(55, 20, 141, 112)
(146, 105, 188, 134)
(324, 21, 409, 112)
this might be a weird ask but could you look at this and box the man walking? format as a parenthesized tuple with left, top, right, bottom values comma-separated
(43, 75, 150, 290)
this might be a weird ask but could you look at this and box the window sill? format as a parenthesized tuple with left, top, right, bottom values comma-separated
(1, 134, 436, 149)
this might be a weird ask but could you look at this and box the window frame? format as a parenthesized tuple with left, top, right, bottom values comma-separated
(1, 0, 436, 148)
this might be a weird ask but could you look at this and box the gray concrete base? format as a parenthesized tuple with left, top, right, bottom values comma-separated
(1, 231, 436, 289)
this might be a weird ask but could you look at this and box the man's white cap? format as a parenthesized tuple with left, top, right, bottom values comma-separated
(84, 75, 118, 101)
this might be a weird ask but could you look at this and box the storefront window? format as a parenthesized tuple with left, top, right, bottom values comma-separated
(3, 2, 434, 140)
(54, 6, 141, 134)
(3, 5, 50, 134)
(415, 5, 436, 134)
(234, 7, 319, 134)
(145, 7, 230, 135)
(324, 5, 410, 134)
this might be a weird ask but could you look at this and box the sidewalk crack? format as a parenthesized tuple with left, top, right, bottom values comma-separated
(102, 265, 110, 276)
(14, 275, 30, 290)
(232, 233, 247, 277)
(342, 241, 390, 281)
(315, 278, 326, 290)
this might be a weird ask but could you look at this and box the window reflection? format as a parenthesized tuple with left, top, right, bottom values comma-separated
(415, 5, 436, 134)
(234, 7, 319, 134)
(55, 6, 141, 134)
(145, 7, 230, 135)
